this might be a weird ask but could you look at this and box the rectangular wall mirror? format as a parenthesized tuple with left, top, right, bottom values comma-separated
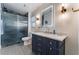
(41, 5, 54, 28)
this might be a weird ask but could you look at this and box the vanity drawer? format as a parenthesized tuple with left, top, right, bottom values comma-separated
(49, 47, 64, 55)
(49, 39, 64, 49)
(35, 45, 42, 55)
(41, 38, 49, 55)
(49, 49, 60, 55)
(32, 44, 42, 55)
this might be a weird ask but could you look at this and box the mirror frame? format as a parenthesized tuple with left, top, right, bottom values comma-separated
(40, 5, 54, 28)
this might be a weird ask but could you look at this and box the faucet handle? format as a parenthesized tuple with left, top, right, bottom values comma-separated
(53, 29, 56, 34)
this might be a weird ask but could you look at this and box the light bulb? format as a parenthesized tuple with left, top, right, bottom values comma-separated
(36, 14, 40, 19)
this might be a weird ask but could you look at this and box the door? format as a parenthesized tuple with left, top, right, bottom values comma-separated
(1, 12, 18, 47)
(1, 12, 28, 47)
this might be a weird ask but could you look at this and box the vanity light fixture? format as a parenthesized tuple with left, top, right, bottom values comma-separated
(36, 14, 40, 26)
(72, 8, 79, 12)
(36, 14, 40, 20)
(36, 18, 39, 20)
(61, 6, 67, 13)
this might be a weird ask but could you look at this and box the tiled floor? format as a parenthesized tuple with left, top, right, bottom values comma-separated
(0, 43, 33, 55)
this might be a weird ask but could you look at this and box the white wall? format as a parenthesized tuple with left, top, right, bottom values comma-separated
(54, 3, 78, 55)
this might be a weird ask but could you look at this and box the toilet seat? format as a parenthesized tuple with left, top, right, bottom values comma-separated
(22, 37, 31, 41)
(22, 37, 31, 45)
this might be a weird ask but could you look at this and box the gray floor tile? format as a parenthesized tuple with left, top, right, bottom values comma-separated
(0, 44, 33, 55)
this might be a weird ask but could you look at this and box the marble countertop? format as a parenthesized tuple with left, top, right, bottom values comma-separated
(31, 32, 68, 41)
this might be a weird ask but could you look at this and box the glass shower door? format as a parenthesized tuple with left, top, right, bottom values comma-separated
(18, 15, 28, 37)
(1, 12, 18, 47)
(1, 11, 28, 47)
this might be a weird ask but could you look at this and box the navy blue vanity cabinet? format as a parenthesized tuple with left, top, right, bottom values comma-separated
(32, 34, 65, 55)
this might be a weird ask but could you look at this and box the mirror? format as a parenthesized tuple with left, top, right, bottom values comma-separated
(41, 5, 54, 28)
(31, 16, 36, 28)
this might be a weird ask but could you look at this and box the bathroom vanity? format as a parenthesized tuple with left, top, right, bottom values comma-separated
(31, 5, 67, 55)
(32, 32, 67, 55)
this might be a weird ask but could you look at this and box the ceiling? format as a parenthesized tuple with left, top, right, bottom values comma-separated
(2, 3, 43, 15)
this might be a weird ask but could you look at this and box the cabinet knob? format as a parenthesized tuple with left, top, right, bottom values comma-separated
(50, 48, 52, 50)
(50, 42, 52, 45)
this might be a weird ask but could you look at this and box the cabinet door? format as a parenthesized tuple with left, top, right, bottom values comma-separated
(52, 47, 64, 55)
(41, 37, 49, 55)
(32, 34, 42, 55)
(49, 39, 64, 49)
(48, 39, 64, 55)
(32, 35, 37, 53)
(48, 44, 60, 55)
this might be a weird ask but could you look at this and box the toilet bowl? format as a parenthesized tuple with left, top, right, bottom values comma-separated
(22, 37, 31, 45)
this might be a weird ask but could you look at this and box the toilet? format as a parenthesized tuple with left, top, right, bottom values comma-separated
(22, 37, 31, 45)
